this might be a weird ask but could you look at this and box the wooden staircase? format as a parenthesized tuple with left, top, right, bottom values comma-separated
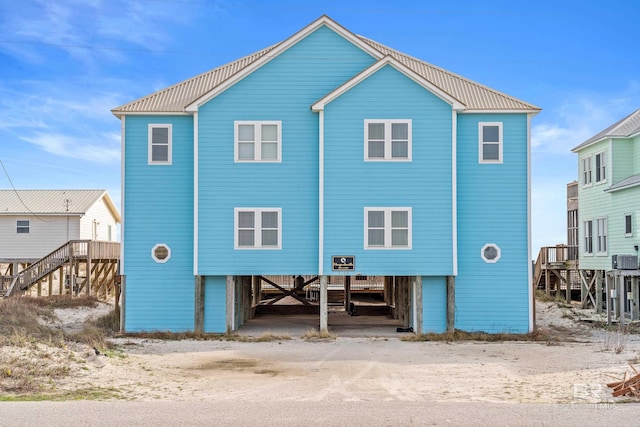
(3, 240, 120, 299)
(533, 245, 579, 299)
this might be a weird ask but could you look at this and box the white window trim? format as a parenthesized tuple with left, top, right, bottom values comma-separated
(364, 207, 412, 250)
(595, 217, 607, 255)
(583, 219, 593, 256)
(148, 124, 172, 165)
(151, 243, 171, 263)
(480, 243, 501, 263)
(594, 151, 607, 184)
(478, 122, 503, 164)
(234, 208, 282, 250)
(581, 156, 592, 187)
(234, 121, 282, 163)
(624, 213, 633, 237)
(364, 119, 412, 161)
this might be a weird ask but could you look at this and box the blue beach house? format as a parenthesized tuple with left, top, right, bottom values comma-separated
(112, 16, 540, 334)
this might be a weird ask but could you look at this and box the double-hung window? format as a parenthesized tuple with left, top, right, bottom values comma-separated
(582, 157, 592, 186)
(17, 220, 29, 234)
(595, 151, 606, 183)
(479, 122, 503, 163)
(625, 213, 633, 236)
(235, 208, 281, 249)
(596, 217, 607, 253)
(148, 124, 172, 164)
(235, 121, 281, 162)
(364, 120, 411, 161)
(364, 208, 412, 249)
(583, 220, 593, 254)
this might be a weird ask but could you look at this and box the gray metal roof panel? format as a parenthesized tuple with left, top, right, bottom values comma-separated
(604, 174, 640, 192)
(572, 109, 640, 152)
(0, 190, 109, 215)
(112, 21, 540, 115)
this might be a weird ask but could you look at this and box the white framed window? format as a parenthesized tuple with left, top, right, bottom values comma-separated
(596, 217, 607, 254)
(625, 213, 633, 237)
(235, 208, 282, 249)
(478, 122, 503, 163)
(151, 243, 171, 263)
(234, 121, 281, 162)
(17, 220, 29, 234)
(583, 220, 593, 255)
(148, 124, 172, 164)
(364, 208, 412, 249)
(595, 151, 606, 183)
(480, 243, 501, 263)
(582, 156, 592, 186)
(364, 120, 412, 161)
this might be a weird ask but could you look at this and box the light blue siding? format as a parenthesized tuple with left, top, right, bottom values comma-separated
(323, 65, 454, 275)
(422, 276, 446, 333)
(123, 115, 195, 332)
(455, 113, 530, 333)
(197, 25, 376, 275)
(204, 276, 226, 333)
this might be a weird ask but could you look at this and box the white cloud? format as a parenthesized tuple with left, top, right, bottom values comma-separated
(532, 85, 640, 155)
(22, 132, 120, 164)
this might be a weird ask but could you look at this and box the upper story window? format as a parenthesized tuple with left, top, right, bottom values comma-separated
(364, 207, 412, 249)
(235, 208, 281, 249)
(595, 151, 606, 183)
(478, 122, 503, 164)
(235, 121, 281, 162)
(17, 220, 29, 234)
(148, 124, 172, 164)
(364, 120, 412, 161)
(582, 156, 592, 186)
(583, 220, 593, 255)
(625, 213, 633, 237)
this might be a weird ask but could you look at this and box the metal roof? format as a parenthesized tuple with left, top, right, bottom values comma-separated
(112, 17, 539, 115)
(572, 109, 640, 152)
(604, 174, 640, 193)
(0, 190, 120, 221)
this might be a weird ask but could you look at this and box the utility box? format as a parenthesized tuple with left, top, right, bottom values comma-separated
(612, 255, 638, 270)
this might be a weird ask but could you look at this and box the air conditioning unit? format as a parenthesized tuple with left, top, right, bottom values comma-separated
(612, 255, 638, 270)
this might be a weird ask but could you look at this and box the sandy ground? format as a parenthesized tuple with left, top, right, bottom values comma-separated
(24, 299, 636, 404)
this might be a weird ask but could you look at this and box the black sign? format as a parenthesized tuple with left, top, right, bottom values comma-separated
(332, 256, 355, 271)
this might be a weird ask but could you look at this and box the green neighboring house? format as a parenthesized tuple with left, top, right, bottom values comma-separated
(571, 109, 640, 319)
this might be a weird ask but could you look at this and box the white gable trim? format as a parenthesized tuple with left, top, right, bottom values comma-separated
(459, 109, 541, 115)
(311, 56, 466, 112)
(185, 15, 383, 113)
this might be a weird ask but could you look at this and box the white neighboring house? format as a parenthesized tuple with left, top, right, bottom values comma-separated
(0, 190, 121, 261)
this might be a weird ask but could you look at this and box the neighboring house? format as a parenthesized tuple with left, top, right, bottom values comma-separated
(0, 190, 120, 261)
(571, 109, 640, 319)
(112, 16, 540, 334)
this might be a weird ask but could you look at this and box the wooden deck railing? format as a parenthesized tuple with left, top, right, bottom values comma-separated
(4, 240, 120, 297)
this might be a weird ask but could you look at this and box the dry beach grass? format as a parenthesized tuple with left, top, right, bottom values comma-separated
(1, 293, 640, 403)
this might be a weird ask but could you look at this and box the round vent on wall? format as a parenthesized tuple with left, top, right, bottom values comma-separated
(481, 243, 501, 264)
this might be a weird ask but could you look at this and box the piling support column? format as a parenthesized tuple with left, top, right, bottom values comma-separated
(320, 275, 328, 333)
(194, 276, 205, 334)
(226, 275, 235, 334)
(446, 275, 455, 333)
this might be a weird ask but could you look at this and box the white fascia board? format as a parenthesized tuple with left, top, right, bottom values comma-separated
(193, 111, 199, 275)
(461, 109, 541, 115)
(186, 15, 384, 113)
(112, 111, 191, 118)
(312, 56, 466, 112)
(120, 116, 126, 272)
(100, 191, 121, 223)
(527, 113, 533, 332)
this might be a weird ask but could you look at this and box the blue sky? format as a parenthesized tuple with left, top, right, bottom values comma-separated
(1, 0, 639, 255)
